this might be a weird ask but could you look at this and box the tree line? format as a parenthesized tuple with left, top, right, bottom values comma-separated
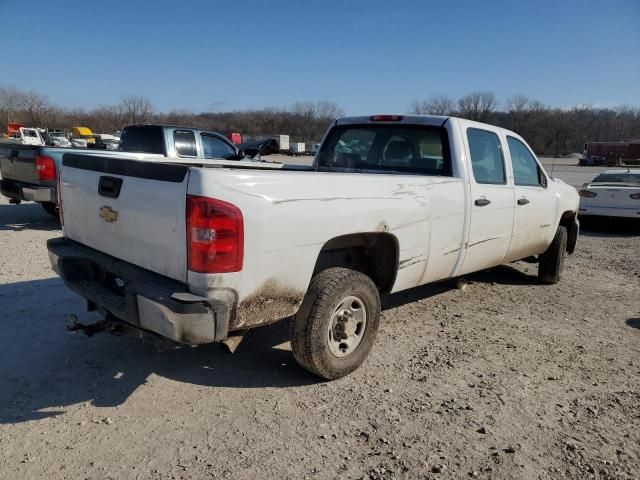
(411, 92, 640, 156)
(1, 85, 639, 155)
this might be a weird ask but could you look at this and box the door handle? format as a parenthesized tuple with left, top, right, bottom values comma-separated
(98, 176, 123, 198)
(474, 198, 491, 207)
(517, 198, 530, 205)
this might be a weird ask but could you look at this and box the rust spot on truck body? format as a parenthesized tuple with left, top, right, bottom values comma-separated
(231, 280, 305, 330)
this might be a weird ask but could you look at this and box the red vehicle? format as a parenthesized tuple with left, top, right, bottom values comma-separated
(581, 141, 640, 166)
(7, 123, 23, 135)
(227, 132, 242, 145)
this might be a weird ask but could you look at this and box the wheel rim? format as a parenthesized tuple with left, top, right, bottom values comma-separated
(327, 295, 367, 358)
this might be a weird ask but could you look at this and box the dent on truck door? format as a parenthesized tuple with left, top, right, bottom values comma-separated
(458, 128, 515, 275)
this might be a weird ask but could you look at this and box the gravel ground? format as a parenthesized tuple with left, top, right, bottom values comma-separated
(0, 163, 638, 480)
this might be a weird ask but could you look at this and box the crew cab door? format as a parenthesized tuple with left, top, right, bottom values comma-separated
(503, 136, 557, 261)
(458, 127, 515, 275)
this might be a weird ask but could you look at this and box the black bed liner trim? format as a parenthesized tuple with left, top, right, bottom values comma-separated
(63, 153, 188, 182)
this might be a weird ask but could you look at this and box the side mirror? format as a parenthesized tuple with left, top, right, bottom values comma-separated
(227, 150, 246, 160)
(237, 138, 280, 159)
(242, 148, 259, 158)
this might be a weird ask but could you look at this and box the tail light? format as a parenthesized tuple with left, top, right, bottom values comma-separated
(187, 195, 243, 273)
(370, 115, 405, 122)
(35, 154, 56, 181)
(578, 190, 597, 198)
(56, 172, 64, 226)
(630, 193, 640, 200)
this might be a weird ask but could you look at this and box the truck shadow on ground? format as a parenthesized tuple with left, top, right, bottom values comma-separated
(383, 265, 538, 310)
(0, 202, 60, 232)
(1, 262, 543, 424)
(579, 217, 640, 237)
(0, 277, 320, 425)
(626, 318, 640, 330)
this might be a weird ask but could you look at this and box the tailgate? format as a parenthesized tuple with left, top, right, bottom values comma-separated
(61, 153, 190, 282)
(0, 144, 40, 183)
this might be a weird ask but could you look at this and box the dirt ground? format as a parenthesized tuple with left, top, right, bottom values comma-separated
(0, 160, 638, 480)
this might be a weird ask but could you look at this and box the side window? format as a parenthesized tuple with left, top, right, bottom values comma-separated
(201, 134, 236, 159)
(467, 128, 506, 184)
(174, 130, 197, 157)
(507, 136, 546, 187)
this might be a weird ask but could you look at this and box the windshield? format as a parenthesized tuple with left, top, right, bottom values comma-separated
(316, 125, 451, 176)
(593, 173, 640, 184)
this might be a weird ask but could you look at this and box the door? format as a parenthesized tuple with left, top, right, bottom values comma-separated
(503, 136, 557, 261)
(458, 127, 515, 275)
(200, 133, 237, 159)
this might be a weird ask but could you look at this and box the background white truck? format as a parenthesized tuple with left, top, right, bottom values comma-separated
(48, 115, 579, 379)
(5, 127, 46, 146)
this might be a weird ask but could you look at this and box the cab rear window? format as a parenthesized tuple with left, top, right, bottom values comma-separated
(119, 126, 166, 155)
(316, 125, 451, 176)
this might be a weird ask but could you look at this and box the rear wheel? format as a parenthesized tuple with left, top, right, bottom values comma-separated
(290, 267, 380, 380)
(538, 226, 567, 284)
(41, 202, 58, 217)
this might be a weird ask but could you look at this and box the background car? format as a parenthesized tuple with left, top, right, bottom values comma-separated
(579, 169, 640, 220)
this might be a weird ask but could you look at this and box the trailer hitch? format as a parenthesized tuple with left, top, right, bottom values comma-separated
(65, 314, 124, 337)
(64, 314, 178, 351)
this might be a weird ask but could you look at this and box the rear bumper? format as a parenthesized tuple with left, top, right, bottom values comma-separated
(579, 206, 640, 219)
(1, 179, 56, 203)
(47, 237, 230, 344)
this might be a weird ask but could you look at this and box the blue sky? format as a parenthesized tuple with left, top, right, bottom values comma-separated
(0, 0, 638, 114)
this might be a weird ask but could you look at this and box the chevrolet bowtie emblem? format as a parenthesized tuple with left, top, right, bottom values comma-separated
(99, 206, 118, 223)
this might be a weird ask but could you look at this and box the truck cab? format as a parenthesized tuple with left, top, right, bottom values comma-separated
(118, 124, 242, 160)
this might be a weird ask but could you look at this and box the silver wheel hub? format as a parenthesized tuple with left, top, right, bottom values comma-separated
(327, 295, 367, 358)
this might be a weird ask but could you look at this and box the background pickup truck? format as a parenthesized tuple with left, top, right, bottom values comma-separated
(48, 115, 579, 379)
(0, 124, 241, 215)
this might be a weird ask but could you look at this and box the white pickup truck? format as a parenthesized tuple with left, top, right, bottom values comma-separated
(48, 115, 579, 379)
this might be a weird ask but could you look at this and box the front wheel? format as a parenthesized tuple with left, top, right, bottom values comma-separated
(538, 226, 567, 284)
(290, 267, 381, 380)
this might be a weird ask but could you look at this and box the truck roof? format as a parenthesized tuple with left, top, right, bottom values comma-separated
(336, 114, 449, 127)
(335, 114, 527, 140)
(125, 124, 224, 135)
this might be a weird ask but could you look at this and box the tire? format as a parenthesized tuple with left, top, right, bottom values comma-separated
(538, 226, 567, 284)
(290, 267, 381, 380)
(41, 202, 58, 217)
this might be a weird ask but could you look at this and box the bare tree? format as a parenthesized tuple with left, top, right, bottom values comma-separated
(505, 94, 530, 113)
(409, 94, 455, 115)
(290, 102, 317, 140)
(22, 91, 53, 126)
(0, 85, 27, 127)
(458, 91, 497, 121)
(120, 95, 153, 124)
(315, 101, 344, 122)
